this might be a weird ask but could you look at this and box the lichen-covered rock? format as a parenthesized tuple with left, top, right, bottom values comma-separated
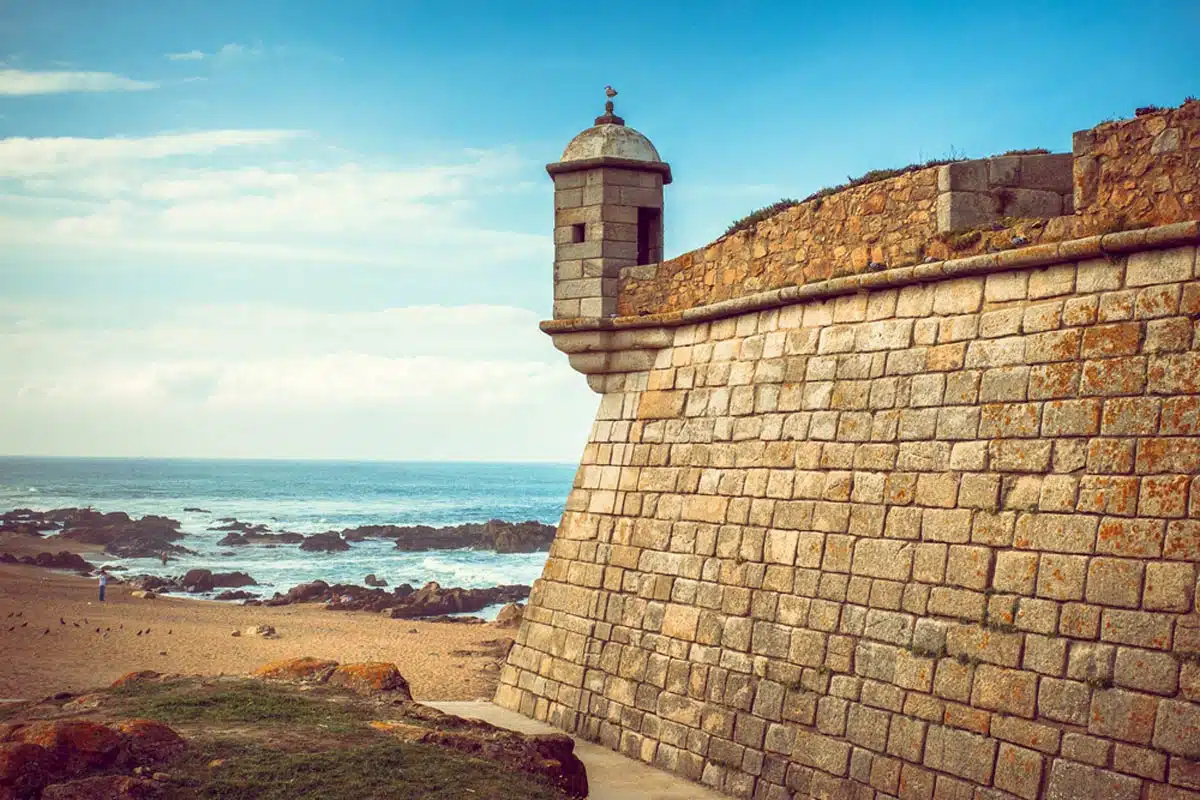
(252, 657, 338, 682)
(109, 672, 162, 690)
(325, 663, 412, 699)
(4, 720, 122, 776)
(0, 741, 57, 796)
(113, 720, 185, 764)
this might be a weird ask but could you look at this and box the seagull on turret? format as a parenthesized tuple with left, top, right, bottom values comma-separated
(605, 85, 618, 99)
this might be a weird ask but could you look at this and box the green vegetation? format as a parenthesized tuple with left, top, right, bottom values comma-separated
(998, 148, 1050, 156)
(175, 739, 567, 800)
(112, 680, 364, 733)
(722, 154, 966, 238)
(27, 678, 574, 800)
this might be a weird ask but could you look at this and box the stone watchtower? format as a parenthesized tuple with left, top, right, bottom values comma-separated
(548, 92, 672, 319)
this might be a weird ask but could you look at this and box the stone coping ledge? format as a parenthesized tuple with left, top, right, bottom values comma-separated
(541, 219, 1200, 336)
(547, 156, 673, 184)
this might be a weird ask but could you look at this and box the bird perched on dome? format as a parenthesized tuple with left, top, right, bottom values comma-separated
(605, 85, 618, 99)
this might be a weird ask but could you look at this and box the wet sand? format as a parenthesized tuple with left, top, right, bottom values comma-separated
(0, 561, 513, 701)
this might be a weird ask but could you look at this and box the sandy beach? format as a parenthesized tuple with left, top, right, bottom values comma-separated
(0, 556, 515, 702)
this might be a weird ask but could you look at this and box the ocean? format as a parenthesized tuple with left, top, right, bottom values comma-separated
(0, 457, 575, 616)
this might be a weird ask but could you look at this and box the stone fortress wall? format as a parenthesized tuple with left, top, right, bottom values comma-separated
(497, 102, 1200, 800)
(618, 102, 1198, 319)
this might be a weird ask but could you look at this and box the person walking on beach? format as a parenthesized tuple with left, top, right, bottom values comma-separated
(98, 571, 108, 602)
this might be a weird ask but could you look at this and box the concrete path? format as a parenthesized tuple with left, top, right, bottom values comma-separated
(428, 701, 727, 800)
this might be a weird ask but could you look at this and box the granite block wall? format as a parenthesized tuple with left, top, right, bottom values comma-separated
(615, 102, 1200, 320)
(499, 240, 1200, 800)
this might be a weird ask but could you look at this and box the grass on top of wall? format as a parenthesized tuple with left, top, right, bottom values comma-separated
(721, 154, 967, 239)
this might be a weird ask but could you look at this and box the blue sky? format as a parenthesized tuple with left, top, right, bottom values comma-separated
(0, 0, 1196, 459)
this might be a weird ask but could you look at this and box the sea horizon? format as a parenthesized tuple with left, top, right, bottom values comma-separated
(0, 457, 575, 617)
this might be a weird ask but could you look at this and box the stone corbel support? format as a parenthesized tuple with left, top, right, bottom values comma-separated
(543, 326, 673, 394)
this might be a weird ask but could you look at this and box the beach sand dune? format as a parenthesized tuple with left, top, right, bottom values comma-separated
(0, 563, 509, 701)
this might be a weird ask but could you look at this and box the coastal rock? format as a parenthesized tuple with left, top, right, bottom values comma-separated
(253, 657, 338, 682)
(0, 508, 59, 535)
(181, 507, 210, 514)
(364, 574, 387, 587)
(179, 570, 257, 593)
(15, 552, 94, 574)
(0, 741, 58, 796)
(385, 582, 531, 619)
(129, 591, 156, 600)
(265, 578, 527, 618)
(217, 530, 305, 546)
(494, 602, 524, 628)
(213, 590, 257, 602)
(207, 519, 268, 533)
(338, 519, 556, 552)
(4, 720, 123, 776)
(325, 663, 412, 698)
(284, 580, 329, 603)
(48, 510, 186, 559)
(298, 532, 350, 552)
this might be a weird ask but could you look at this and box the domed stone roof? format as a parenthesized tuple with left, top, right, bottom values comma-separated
(549, 98, 671, 183)
(560, 121, 662, 164)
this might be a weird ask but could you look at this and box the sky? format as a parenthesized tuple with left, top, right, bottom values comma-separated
(0, 0, 1196, 461)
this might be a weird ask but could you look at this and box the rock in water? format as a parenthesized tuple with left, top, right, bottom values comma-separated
(364, 573, 388, 587)
(298, 532, 350, 552)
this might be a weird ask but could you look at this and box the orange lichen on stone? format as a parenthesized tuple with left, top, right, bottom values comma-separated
(325, 662, 413, 698)
(4, 720, 123, 775)
(252, 656, 339, 682)
(108, 671, 161, 690)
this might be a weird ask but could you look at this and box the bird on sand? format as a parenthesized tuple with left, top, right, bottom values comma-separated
(60, 618, 66, 625)
(605, 85, 617, 99)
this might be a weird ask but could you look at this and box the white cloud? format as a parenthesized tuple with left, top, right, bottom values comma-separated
(0, 303, 595, 459)
(0, 68, 158, 96)
(0, 133, 546, 267)
(164, 43, 265, 63)
(0, 130, 304, 177)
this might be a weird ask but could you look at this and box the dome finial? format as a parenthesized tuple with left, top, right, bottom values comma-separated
(595, 86, 624, 126)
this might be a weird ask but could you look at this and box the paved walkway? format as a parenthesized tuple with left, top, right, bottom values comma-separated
(428, 701, 727, 800)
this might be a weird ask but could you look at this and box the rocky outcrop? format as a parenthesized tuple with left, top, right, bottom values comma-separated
(125, 571, 257, 595)
(340, 519, 555, 552)
(0, 551, 94, 574)
(364, 574, 387, 587)
(0, 717, 183, 798)
(207, 519, 268, 533)
(253, 657, 338, 682)
(260, 579, 529, 618)
(213, 590, 258, 601)
(385, 582, 530, 619)
(215, 530, 304, 546)
(326, 663, 412, 698)
(179, 569, 256, 593)
(38, 509, 189, 559)
(298, 532, 349, 552)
